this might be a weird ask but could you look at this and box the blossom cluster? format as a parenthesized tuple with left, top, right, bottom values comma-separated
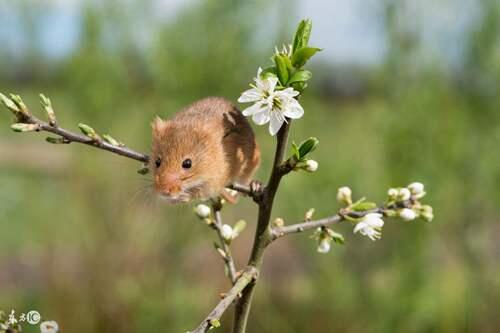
(315, 182, 433, 253)
(238, 19, 320, 136)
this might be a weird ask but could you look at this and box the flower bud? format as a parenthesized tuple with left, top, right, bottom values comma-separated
(102, 134, 121, 146)
(0, 93, 20, 114)
(399, 208, 417, 221)
(317, 237, 331, 253)
(305, 208, 315, 221)
(11, 123, 40, 132)
(78, 123, 100, 140)
(39, 94, 57, 126)
(387, 188, 398, 200)
(40, 321, 59, 333)
(336, 186, 352, 205)
(408, 182, 425, 199)
(221, 224, 234, 242)
(272, 217, 285, 227)
(194, 204, 211, 219)
(398, 188, 411, 201)
(9, 94, 28, 114)
(304, 159, 318, 172)
(420, 205, 434, 222)
(232, 220, 247, 237)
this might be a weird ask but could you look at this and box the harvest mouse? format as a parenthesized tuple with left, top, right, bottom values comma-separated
(151, 97, 260, 204)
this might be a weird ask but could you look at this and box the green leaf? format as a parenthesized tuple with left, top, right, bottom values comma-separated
(261, 66, 277, 79)
(298, 137, 319, 159)
(288, 70, 312, 85)
(290, 81, 308, 93)
(352, 202, 377, 212)
(291, 47, 321, 68)
(329, 230, 345, 245)
(292, 19, 313, 54)
(274, 54, 290, 85)
(291, 142, 300, 159)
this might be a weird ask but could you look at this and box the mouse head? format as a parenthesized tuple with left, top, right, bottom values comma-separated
(151, 117, 213, 203)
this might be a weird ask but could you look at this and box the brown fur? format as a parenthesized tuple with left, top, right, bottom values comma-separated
(151, 97, 260, 203)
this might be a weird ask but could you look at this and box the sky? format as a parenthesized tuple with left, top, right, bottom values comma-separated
(0, 0, 481, 67)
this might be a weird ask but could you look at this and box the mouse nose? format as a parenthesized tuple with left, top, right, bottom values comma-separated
(156, 173, 181, 195)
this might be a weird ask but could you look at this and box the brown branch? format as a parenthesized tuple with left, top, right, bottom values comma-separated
(270, 203, 412, 241)
(1, 95, 149, 163)
(188, 266, 259, 333)
(211, 202, 238, 285)
(232, 121, 292, 333)
(227, 183, 253, 196)
(272, 214, 344, 240)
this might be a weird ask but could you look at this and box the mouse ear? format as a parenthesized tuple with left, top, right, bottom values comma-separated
(151, 116, 170, 133)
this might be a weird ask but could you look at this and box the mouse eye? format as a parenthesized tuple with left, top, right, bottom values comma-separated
(182, 158, 192, 169)
(155, 157, 162, 168)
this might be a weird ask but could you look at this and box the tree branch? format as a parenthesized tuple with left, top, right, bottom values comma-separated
(211, 202, 238, 285)
(5, 101, 150, 163)
(270, 202, 413, 241)
(227, 183, 253, 197)
(232, 120, 292, 333)
(272, 214, 344, 240)
(188, 266, 259, 333)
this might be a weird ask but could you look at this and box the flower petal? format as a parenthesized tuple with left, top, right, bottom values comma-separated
(269, 112, 285, 135)
(238, 88, 262, 103)
(280, 87, 300, 98)
(353, 222, 366, 234)
(242, 102, 264, 116)
(283, 100, 304, 119)
(252, 109, 271, 125)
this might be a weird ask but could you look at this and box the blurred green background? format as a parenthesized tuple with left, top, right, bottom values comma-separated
(1, 0, 499, 332)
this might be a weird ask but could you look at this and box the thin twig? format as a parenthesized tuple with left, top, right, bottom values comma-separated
(270, 204, 411, 240)
(13, 110, 149, 163)
(212, 202, 238, 285)
(227, 183, 253, 196)
(272, 214, 344, 240)
(188, 266, 259, 333)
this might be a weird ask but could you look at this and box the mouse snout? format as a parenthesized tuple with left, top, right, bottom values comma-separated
(155, 173, 182, 196)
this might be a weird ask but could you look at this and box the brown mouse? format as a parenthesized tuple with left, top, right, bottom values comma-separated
(151, 97, 260, 204)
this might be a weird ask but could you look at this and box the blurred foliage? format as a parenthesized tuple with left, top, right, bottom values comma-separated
(1, 0, 499, 332)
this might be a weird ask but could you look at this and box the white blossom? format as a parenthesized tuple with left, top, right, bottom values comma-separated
(408, 182, 425, 199)
(353, 213, 384, 241)
(399, 208, 417, 221)
(40, 321, 59, 333)
(238, 68, 304, 136)
(387, 188, 398, 199)
(304, 159, 318, 172)
(399, 188, 411, 201)
(221, 224, 234, 241)
(317, 238, 331, 253)
(194, 204, 211, 219)
(337, 186, 352, 205)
